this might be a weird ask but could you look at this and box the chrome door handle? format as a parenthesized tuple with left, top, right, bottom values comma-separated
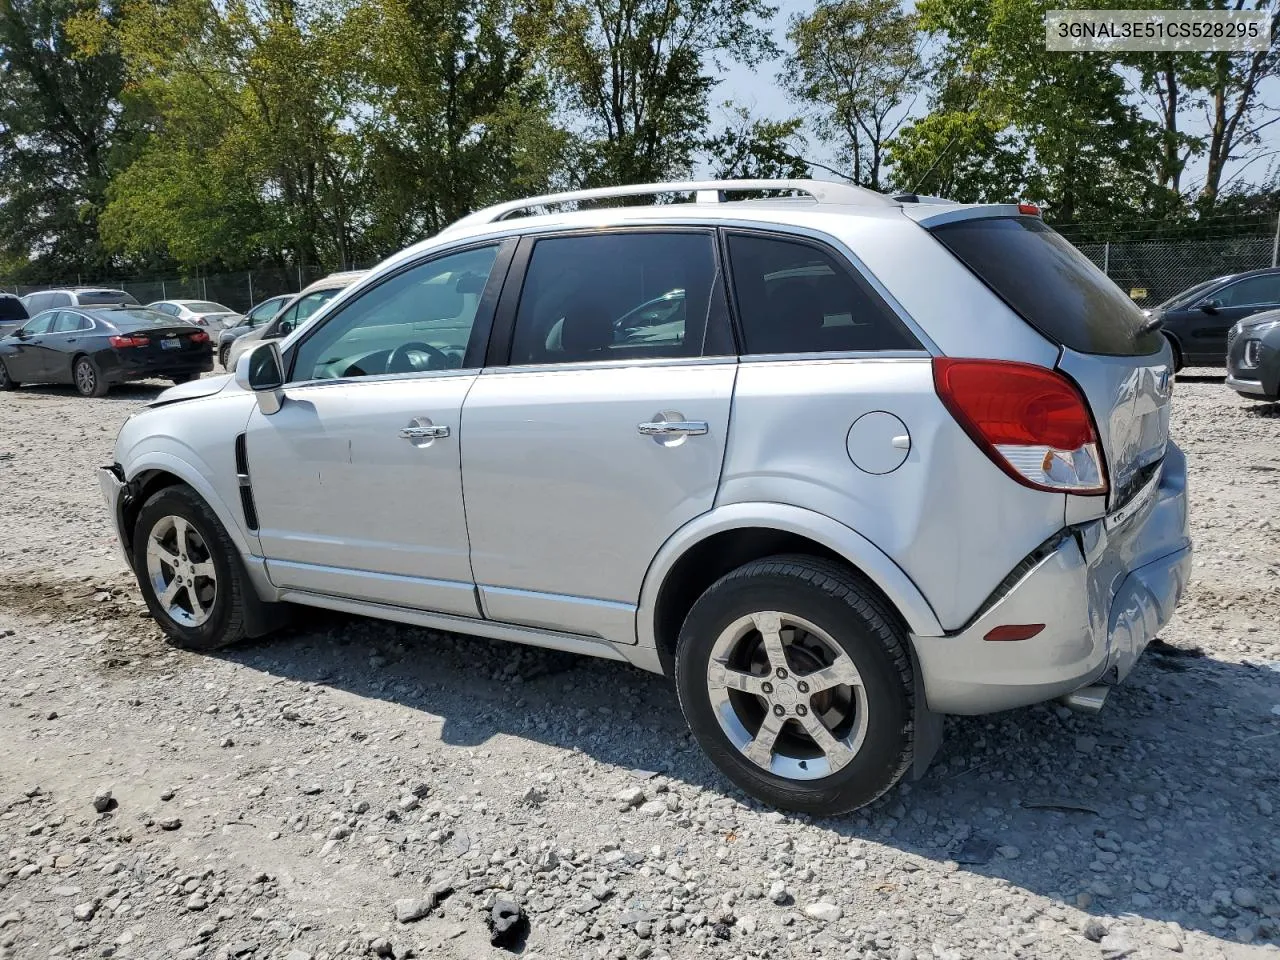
(638, 420, 708, 437)
(400, 424, 450, 440)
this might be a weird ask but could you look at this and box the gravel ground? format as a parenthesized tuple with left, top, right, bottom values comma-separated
(0, 371, 1278, 960)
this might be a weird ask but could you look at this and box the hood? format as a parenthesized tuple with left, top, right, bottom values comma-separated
(1238, 308, 1280, 331)
(146, 373, 237, 408)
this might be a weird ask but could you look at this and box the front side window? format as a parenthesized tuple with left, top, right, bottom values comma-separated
(22, 313, 56, 336)
(508, 232, 724, 365)
(291, 245, 499, 382)
(247, 298, 283, 324)
(726, 233, 918, 355)
(275, 290, 339, 336)
(1214, 275, 1280, 308)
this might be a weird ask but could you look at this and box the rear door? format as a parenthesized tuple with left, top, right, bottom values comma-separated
(927, 212, 1172, 511)
(45, 311, 94, 381)
(460, 229, 736, 645)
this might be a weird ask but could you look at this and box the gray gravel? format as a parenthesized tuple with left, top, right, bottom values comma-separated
(1, 372, 1278, 960)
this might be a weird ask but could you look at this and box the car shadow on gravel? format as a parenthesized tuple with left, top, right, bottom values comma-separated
(215, 612, 1280, 950)
(1243, 402, 1280, 419)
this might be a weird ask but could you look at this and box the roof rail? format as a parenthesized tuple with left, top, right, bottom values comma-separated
(444, 179, 896, 233)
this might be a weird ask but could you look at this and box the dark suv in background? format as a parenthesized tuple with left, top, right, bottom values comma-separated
(0, 293, 28, 338)
(1146, 267, 1280, 368)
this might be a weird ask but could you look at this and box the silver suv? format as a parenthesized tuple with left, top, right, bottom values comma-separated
(100, 180, 1191, 814)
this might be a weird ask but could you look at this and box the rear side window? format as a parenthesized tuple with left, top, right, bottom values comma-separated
(931, 216, 1162, 356)
(725, 233, 918, 355)
(509, 231, 728, 365)
(52, 312, 90, 332)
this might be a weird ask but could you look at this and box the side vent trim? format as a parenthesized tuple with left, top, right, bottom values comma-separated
(234, 433, 259, 532)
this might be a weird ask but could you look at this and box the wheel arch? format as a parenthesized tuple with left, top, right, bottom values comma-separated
(1163, 331, 1184, 371)
(639, 504, 944, 677)
(120, 453, 253, 561)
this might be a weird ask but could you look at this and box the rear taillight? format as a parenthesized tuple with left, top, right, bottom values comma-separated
(109, 335, 149, 348)
(189, 331, 209, 343)
(933, 358, 1107, 495)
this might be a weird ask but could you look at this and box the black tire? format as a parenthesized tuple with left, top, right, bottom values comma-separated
(674, 554, 914, 816)
(132, 485, 248, 651)
(0, 359, 17, 390)
(171, 373, 198, 385)
(1164, 333, 1184, 373)
(73, 356, 109, 397)
(219, 344, 231, 369)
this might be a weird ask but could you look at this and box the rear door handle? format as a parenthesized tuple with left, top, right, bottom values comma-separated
(400, 424, 450, 440)
(638, 420, 708, 437)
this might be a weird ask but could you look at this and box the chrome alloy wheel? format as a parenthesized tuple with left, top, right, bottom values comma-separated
(705, 610, 868, 780)
(75, 359, 96, 395)
(145, 515, 218, 627)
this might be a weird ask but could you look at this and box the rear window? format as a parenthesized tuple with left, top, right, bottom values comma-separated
(930, 216, 1162, 357)
(0, 296, 26, 322)
(79, 290, 139, 306)
(185, 301, 232, 313)
(100, 308, 187, 330)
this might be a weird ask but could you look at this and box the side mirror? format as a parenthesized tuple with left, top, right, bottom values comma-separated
(235, 341, 285, 415)
(1199, 299, 1222, 314)
(15, 328, 29, 339)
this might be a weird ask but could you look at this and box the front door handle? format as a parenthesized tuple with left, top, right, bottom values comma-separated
(638, 420, 708, 437)
(400, 424, 450, 440)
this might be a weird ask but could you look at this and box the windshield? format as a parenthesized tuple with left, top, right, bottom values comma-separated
(1155, 277, 1226, 311)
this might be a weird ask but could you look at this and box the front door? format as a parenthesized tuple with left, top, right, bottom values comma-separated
(6, 313, 56, 380)
(243, 241, 510, 616)
(1190, 273, 1280, 361)
(461, 230, 736, 645)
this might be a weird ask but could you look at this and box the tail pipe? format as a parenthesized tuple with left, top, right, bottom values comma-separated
(1058, 684, 1110, 715)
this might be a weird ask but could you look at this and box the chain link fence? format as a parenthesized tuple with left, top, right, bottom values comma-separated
(1073, 236, 1277, 307)
(0, 266, 335, 313)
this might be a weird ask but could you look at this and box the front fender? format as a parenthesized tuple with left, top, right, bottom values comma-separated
(636, 502, 945, 649)
(121, 447, 254, 558)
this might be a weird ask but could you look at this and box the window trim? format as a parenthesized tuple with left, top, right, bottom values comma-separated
(284, 238, 517, 386)
(719, 227, 925, 359)
(483, 225, 735, 369)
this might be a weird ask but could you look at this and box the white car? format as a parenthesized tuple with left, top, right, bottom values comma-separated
(100, 179, 1190, 814)
(147, 299, 243, 329)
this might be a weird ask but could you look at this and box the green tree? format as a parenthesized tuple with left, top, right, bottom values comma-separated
(703, 105, 810, 179)
(0, 0, 132, 280)
(888, 0, 1165, 222)
(783, 0, 923, 190)
(536, 0, 778, 185)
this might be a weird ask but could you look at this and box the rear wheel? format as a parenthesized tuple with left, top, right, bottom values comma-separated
(73, 356, 108, 397)
(132, 485, 248, 651)
(674, 555, 914, 815)
(1164, 333, 1184, 372)
(0, 359, 17, 390)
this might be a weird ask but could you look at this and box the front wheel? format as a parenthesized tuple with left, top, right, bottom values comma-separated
(674, 555, 915, 815)
(0, 359, 17, 390)
(74, 356, 109, 397)
(132, 485, 248, 650)
(219, 344, 231, 369)
(171, 373, 198, 385)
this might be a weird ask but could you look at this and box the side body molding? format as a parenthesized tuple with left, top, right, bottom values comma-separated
(635, 502, 945, 649)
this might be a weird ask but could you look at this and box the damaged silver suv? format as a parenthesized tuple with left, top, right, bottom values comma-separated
(101, 180, 1191, 814)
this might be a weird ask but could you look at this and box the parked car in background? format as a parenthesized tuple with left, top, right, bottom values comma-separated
(147, 299, 243, 330)
(0, 293, 28, 339)
(1145, 267, 1280, 368)
(216, 294, 292, 369)
(224, 271, 366, 370)
(20, 288, 139, 314)
(0, 306, 212, 397)
(100, 180, 1189, 815)
(1226, 309, 1280, 401)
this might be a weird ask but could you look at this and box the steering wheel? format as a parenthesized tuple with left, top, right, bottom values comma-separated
(386, 341, 449, 374)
